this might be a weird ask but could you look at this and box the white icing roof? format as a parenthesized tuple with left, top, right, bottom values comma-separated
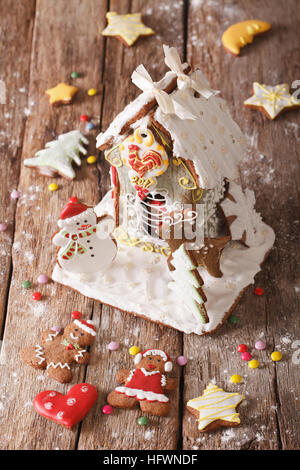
(154, 70, 246, 189)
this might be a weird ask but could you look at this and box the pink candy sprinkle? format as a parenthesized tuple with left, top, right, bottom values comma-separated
(37, 274, 49, 284)
(107, 341, 119, 351)
(255, 340, 266, 350)
(51, 326, 61, 333)
(177, 355, 188, 366)
(10, 190, 21, 200)
(241, 352, 252, 361)
(102, 405, 113, 415)
(0, 223, 7, 232)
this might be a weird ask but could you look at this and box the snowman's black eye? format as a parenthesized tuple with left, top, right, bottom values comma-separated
(84, 220, 88, 223)
(76, 222, 80, 225)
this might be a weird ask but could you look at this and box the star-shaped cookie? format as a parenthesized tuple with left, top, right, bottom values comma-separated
(244, 82, 300, 120)
(102, 12, 154, 47)
(46, 82, 78, 106)
(187, 382, 245, 432)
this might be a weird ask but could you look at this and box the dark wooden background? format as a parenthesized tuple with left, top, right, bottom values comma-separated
(0, 0, 299, 450)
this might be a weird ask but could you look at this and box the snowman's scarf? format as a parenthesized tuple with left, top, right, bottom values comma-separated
(59, 226, 98, 261)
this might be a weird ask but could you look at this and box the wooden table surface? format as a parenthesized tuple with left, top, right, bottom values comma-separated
(0, 0, 299, 451)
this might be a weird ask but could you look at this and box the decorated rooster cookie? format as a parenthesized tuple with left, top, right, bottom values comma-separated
(107, 348, 177, 416)
(52, 197, 117, 274)
(20, 312, 96, 383)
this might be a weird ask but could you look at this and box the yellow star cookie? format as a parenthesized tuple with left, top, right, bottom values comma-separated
(244, 82, 300, 120)
(46, 82, 78, 106)
(102, 12, 154, 47)
(222, 20, 271, 56)
(187, 383, 245, 432)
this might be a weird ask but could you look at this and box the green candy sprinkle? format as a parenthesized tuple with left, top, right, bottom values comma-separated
(22, 280, 32, 289)
(137, 416, 149, 426)
(228, 315, 238, 325)
(70, 71, 80, 78)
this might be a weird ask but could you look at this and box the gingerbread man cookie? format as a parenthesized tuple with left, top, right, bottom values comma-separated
(20, 312, 96, 383)
(107, 349, 177, 416)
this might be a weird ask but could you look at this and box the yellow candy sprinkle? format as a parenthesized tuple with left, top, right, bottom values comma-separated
(87, 88, 97, 96)
(271, 351, 282, 362)
(129, 346, 140, 356)
(48, 183, 58, 191)
(87, 156, 97, 164)
(230, 374, 242, 383)
(248, 359, 260, 369)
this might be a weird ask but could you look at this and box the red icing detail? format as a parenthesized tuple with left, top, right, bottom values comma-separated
(60, 198, 88, 221)
(124, 369, 164, 401)
(32, 292, 42, 301)
(254, 287, 264, 296)
(128, 145, 140, 151)
(110, 166, 117, 186)
(67, 344, 74, 350)
(237, 344, 248, 353)
(71, 311, 82, 320)
(33, 383, 98, 429)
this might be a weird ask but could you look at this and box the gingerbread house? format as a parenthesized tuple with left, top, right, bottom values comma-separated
(52, 46, 275, 335)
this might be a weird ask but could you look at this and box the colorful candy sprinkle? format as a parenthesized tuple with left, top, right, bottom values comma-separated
(137, 416, 149, 426)
(0, 223, 7, 232)
(237, 344, 248, 353)
(255, 340, 266, 350)
(177, 355, 188, 366)
(271, 351, 282, 362)
(71, 310, 82, 319)
(86, 122, 95, 131)
(51, 326, 61, 333)
(22, 280, 32, 289)
(80, 114, 89, 122)
(230, 374, 242, 383)
(37, 274, 49, 284)
(10, 189, 21, 200)
(48, 183, 58, 192)
(228, 315, 238, 324)
(241, 352, 252, 361)
(87, 88, 97, 96)
(87, 155, 97, 164)
(70, 71, 80, 79)
(248, 359, 260, 369)
(102, 405, 113, 415)
(129, 346, 140, 356)
(32, 291, 42, 301)
(254, 287, 264, 296)
(107, 341, 119, 351)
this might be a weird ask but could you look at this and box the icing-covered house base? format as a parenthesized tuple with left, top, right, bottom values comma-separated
(52, 46, 275, 335)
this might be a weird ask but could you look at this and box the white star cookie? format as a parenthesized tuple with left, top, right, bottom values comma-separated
(102, 12, 154, 47)
(244, 82, 300, 120)
(187, 382, 245, 432)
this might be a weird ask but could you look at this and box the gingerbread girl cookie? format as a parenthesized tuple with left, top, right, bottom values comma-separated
(20, 312, 96, 383)
(107, 349, 177, 416)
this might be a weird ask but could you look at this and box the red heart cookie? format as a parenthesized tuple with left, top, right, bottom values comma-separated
(33, 383, 98, 429)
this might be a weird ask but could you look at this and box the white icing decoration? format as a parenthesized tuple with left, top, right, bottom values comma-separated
(67, 398, 76, 406)
(56, 411, 64, 420)
(115, 386, 169, 403)
(244, 82, 300, 119)
(220, 181, 264, 247)
(187, 382, 245, 431)
(52, 209, 117, 274)
(74, 348, 87, 361)
(35, 344, 45, 364)
(47, 362, 70, 370)
(24, 130, 88, 179)
(80, 385, 89, 393)
(142, 350, 168, 361)
(73, 319, 96, 336)
(45, 331, 59, 342)
(44, 402, 53, 410)
(48, 392, 56, 397)
(53, 190, 275, 335)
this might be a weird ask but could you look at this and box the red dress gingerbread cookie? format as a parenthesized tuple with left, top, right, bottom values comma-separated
(20, 312, 96, 383)
(107, 349, 177, 416)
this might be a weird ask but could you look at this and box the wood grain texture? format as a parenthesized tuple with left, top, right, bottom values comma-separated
(0, 0, 299, 450)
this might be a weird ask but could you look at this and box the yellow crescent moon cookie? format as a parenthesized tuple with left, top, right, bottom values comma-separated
(222, 20, 271, 56)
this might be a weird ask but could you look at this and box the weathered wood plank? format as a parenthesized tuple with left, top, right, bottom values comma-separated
(0, 0, 106, 450)
(0, 0, 36, 332)
(182, 0, 300, 450)
(78, 0, 186, 451)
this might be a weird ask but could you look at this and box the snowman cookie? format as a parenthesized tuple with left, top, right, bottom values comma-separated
(52, 197, 117, 274)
